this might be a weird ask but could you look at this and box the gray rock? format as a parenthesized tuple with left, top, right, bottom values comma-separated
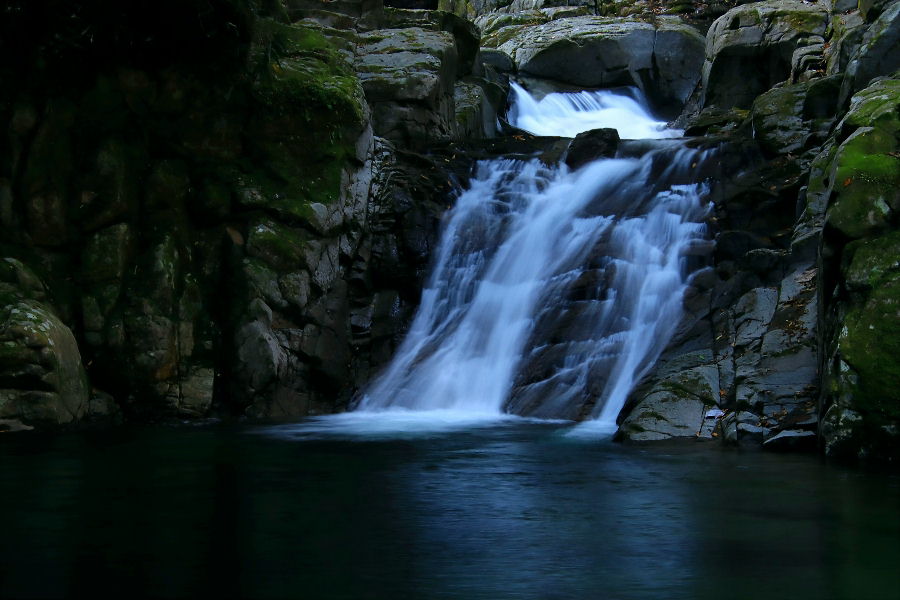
(701, 0, 829, 109)
(480, 48, 515, 72)
(733, 287, 778, 348)
(842, 0, 900, 101)
(0, 419, 34, 432)
(453, 79, 501, 139)
(618, 365, 719, 441)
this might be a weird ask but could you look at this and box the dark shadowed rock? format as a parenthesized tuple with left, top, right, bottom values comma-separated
(763, 429, 817, 451)
(565, 128, 620, 169)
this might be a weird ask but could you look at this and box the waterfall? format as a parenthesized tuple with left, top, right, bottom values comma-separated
(356, 83, 711, 433)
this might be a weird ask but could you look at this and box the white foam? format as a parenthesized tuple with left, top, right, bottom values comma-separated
(508, 82, 682, 139)
(257, 410, 562, 440)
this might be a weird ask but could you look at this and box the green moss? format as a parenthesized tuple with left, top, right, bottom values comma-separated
(231, 164, 335, 223)
(843, 78, 900, 134)
(483, 24, 536, 48)
(840, 277, 900, 420)
(658, 374, 710, 401)
(844, 231, 900, 290)
(251, 19, 364, 122)
(826, 127, 900, 239)
(782, 10, 824, 32)
(246, 219, 309, 272)
(242, 19, 366, 219)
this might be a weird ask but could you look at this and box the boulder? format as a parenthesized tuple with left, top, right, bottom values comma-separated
(453, 78, 503, 140)
(824, 126, 900, 240)
(762, 428, 817, 450)
(356, 28, 458, 105)
(617, 365, 720, 441)
(817, 74, 900, 461)
(565, 128, 620, 169)
(701, 0, 829, 110)
(0, 261, 90, 427)
(749, 75, 841, 157)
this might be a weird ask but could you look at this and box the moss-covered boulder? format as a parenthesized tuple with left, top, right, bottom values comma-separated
(824, 126, 900, 239)
(820, 74, 900, 462)
(749, 75, 841, 157)
(617, 365, 719, 441)
(0, 259, 89, 428)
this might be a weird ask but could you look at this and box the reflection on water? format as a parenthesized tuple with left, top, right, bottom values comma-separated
(1, 422, 898, 599)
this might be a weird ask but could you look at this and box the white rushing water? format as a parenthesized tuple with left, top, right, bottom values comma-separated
(507, 82, 682, 139)
(354, 83, 710, 435)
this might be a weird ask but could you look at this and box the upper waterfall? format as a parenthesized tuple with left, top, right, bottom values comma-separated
(355, 83, 710, 434)
(507, 82, 682, 139)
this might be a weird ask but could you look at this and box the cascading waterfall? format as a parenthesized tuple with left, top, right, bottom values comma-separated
(356, 82, 711, 433)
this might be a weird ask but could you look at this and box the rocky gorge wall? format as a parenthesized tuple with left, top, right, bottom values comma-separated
(1, 0, 898, 463)
(0, 0, 502, 427)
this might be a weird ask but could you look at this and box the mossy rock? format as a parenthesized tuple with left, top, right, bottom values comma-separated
(839, 277, 900, 420)
(250, 19, 364, 122)
(750, 83, 808, 156)
(245, 19, 367, 219)
(246, 219, 311, 273)
(0, 258, 47, 302)
(0, 298, 90, 426)
(840, 76, 900, 135)
(843, 230, 900, 291)
(825, 126, 900, 239)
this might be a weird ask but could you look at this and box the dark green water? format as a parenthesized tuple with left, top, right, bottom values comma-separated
(1, 418, 898, 599)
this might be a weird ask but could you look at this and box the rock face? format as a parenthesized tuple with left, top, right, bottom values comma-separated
(617, 0, 900, 463)
(0, 260, 89, 428)
(818, 75, 900, 461)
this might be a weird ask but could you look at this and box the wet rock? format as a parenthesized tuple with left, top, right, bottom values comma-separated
(0, 419, 34, 432)
(0, 292, 90, 427)
(480, 48, 515, 72)
(564, 128, 620, 169)
(618, 365, 720, 441)
(85, 390, 122, 424)
(453, 78, 503, 139)
(749, 76, 841, 157)
(682, 106, 749, 136)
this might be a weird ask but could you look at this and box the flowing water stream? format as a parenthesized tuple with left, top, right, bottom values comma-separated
(356, 83, 711, 433)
